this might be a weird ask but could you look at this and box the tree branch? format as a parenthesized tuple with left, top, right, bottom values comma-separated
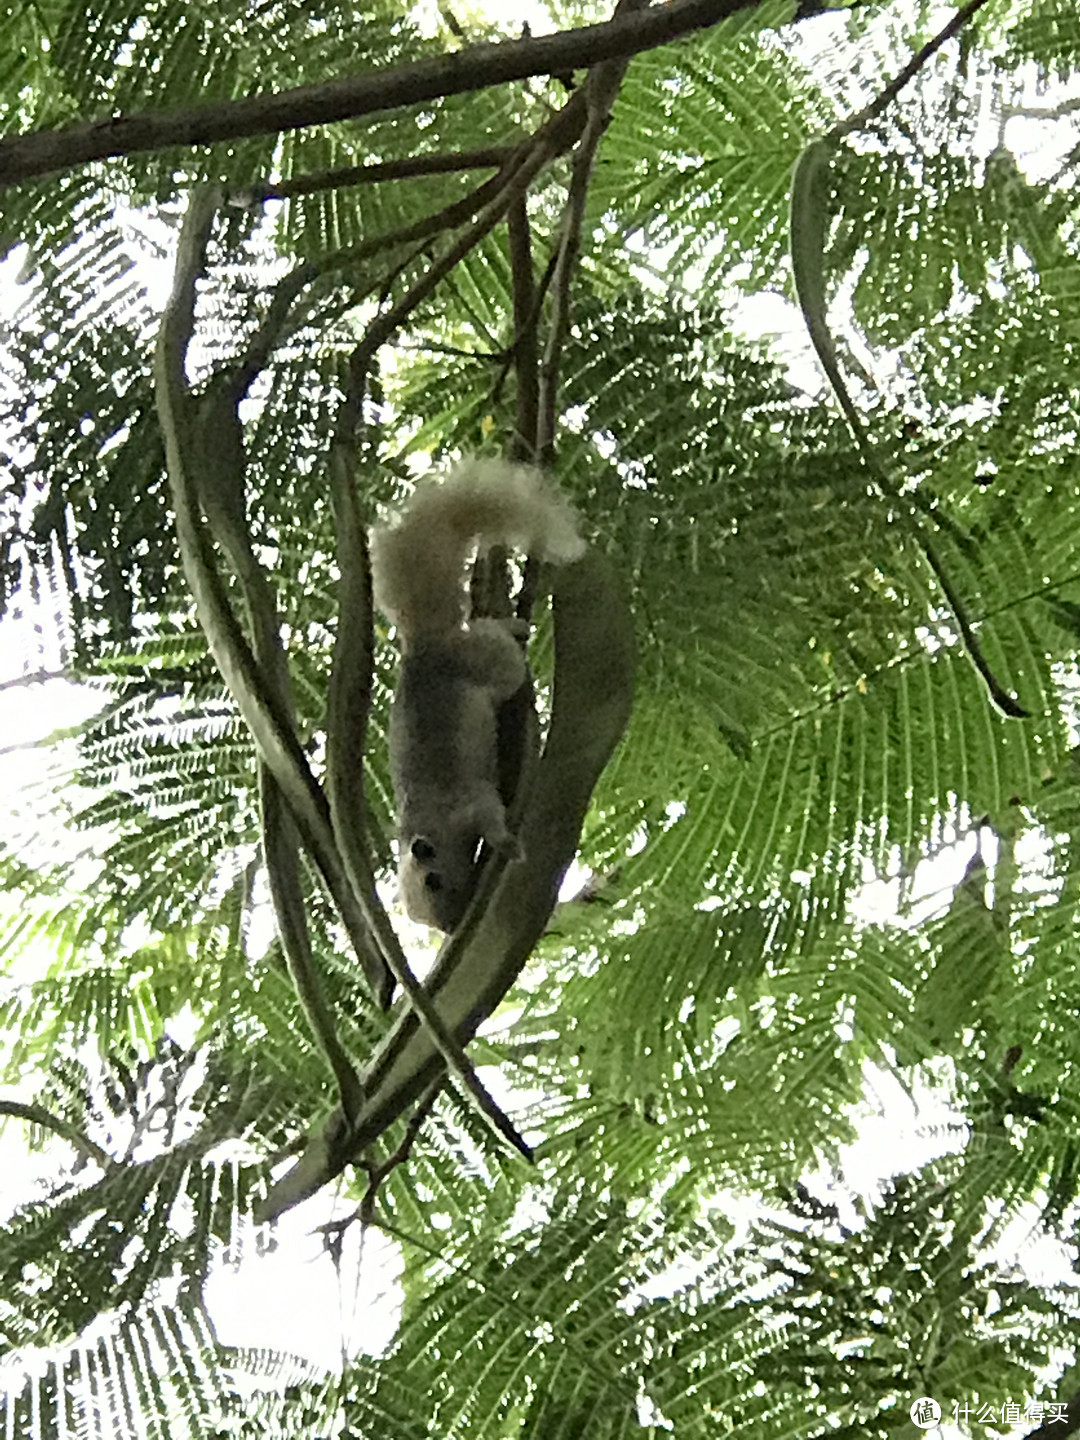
(335, 92, 590, 422)
(1, 0, 759, 188)
(303, 148, 551, 312)
(240, 147, 513, 204)
(0, 1098, 112, 1168)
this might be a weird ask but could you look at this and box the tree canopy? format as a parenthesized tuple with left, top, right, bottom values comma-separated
(2, 0, 1080, 1435)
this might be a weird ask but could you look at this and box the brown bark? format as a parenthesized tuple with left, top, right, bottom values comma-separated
(2, 0, 761, 188)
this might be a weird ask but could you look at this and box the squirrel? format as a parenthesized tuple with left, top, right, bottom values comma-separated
(370, 459, 586, 930)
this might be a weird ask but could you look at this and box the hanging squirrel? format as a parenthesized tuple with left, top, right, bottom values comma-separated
(370, 460, 586, 930)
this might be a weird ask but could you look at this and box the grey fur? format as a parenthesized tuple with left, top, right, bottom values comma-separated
(371, 463, 584, 929)
(391, 622, 526, 929)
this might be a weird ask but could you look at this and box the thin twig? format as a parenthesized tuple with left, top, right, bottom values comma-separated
(507, 195, 539, 463)
(323, 423, 384, 1004)
(359, 1076, 444, 1226)
(230, 261, 320, 399)
(0, 668, 80, 693)
(835, 0, 993, 138)
(313, 1077, 443, 1255)
(321, 150, 539, 278)
(240, 148, 513, 204)
(537, 17, 636, 461)
(490, 242, 561, 419)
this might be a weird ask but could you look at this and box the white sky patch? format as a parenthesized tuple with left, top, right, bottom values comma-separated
(205, 1202, 404, 1365)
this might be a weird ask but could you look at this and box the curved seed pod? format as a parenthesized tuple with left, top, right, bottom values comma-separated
(790, 138, 1027, 719)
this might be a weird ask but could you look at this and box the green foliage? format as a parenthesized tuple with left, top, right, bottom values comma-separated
(4, 0, 1080, 1435)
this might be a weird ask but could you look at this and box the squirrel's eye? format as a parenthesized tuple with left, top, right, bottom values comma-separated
(412, 838, 437, 862)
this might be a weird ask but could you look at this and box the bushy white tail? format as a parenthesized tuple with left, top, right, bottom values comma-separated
(371, 460, 585, 641)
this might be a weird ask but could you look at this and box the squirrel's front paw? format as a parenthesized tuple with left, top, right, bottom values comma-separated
(482, 822, 523, 863)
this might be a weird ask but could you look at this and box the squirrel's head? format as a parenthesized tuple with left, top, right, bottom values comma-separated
(398, 831, 481, 931)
